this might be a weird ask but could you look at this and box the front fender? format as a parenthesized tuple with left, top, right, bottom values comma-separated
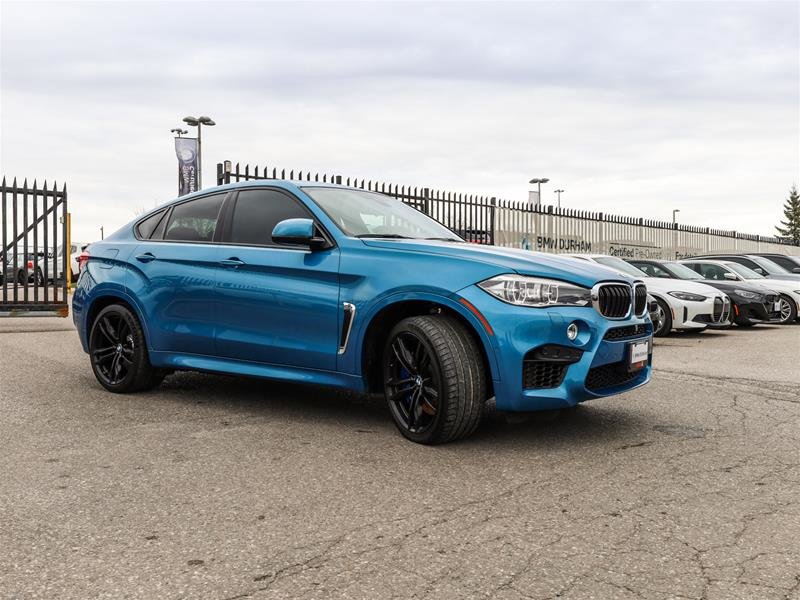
(342, 289, 501, 383)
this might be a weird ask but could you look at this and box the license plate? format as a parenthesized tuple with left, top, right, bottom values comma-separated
(774, 301, 782, 312)
(629, 340, 649, 371)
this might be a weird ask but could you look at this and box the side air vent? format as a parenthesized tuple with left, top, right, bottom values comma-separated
(338, 302, 356, 355)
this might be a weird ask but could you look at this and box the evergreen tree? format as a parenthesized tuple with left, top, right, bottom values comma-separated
(776, 184, 800, 245)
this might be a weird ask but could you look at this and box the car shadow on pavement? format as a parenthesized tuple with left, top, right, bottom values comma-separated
(137, 370, 652, 450)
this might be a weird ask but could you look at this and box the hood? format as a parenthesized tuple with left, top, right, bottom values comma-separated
(638, 276, 724, 297)
(692, 280, 774, 296)
(757, 278, 800, 293)
(360, 240, 635, 288)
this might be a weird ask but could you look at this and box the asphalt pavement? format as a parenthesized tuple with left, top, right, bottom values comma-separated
(1, 316, 798, 599)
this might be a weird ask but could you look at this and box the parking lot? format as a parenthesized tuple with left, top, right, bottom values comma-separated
(1, 316, 798, 600)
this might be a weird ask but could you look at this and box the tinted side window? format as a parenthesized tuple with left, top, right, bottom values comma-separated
(769, 255, 796, 271)
(228, 189, 312, 246)
(164, 194, 225, 242)
(699, 263, 726, 280)
(137, 209, 167, 239)
(727, 257, 757, 270)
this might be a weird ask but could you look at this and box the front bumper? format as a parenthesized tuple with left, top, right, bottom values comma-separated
(732, 296, 781, 324)
(671, 295, 730, 330)
(458, 285, 652, 412)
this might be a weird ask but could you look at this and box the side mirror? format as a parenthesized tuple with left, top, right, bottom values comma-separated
(792, 267, 800, 274)
(271, 218, 327, 250)
(753, 268, 766, 275)
(723, 272, 737, 280)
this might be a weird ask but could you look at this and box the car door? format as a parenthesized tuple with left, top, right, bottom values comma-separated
(128, 193, 227, 355)
(214, 187, 340, 370)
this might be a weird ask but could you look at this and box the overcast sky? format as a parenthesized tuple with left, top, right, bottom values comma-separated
(1, 1, 798, 243)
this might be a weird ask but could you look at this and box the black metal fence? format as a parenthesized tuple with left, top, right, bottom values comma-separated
(217, 161, 496, 244)
(216, 161, 799, 256)
(1, 178, 69, 317)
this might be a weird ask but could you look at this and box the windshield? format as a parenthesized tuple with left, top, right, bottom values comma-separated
(749, 255, 789, 274)
(302, 187, 463, 241)
(725, 262, 765, 279)
(593, 256, 647, 278)
(664, 262, 704, 280)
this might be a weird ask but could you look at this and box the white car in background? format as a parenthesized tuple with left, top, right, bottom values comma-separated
(34, 242, 89, 284)
(680, 259, 800, 324)
(566, 254, 731, 337)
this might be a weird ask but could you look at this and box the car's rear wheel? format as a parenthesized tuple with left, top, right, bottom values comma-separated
(777, 294, 797, 324)
(653, 299, 672, 337)
(89, 304, 163, 393)
(383, 315, 485, 445)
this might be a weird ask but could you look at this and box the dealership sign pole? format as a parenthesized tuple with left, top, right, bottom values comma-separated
(174, 137, 199, 196)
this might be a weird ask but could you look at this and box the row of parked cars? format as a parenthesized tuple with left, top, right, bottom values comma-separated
(0, 243, 89, 285)
(567, 253, 800, 336)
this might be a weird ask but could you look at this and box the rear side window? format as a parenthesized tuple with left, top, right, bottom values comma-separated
(137, 210, 167, 239)
(164, 194, 226, 242)
(698, 263, 727, 280)
(228, 189, 312, 246)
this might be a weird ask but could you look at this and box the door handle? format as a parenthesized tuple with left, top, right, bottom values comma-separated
(220, 258, 245, 267)
(135, 253, 156, 263)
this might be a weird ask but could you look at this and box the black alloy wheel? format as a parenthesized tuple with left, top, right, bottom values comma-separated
(89, 304, 163, 393)
(385, 330, 441, 436)
(383, 315, 485, 445)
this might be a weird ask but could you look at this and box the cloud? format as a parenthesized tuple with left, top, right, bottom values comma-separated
(1, 1, 798, 242)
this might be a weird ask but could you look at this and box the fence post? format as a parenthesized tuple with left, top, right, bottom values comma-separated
(489, 197, 496, 246)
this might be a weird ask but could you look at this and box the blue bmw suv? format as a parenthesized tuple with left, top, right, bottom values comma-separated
(73, 181, 652, 444)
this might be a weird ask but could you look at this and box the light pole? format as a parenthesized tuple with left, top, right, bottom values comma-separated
(182, 115, 216, 188)
(529, 178, 550, 206)
(554, 189, 564, 208)
(171, 128, 188, 137)
(672, 209, 680, 225)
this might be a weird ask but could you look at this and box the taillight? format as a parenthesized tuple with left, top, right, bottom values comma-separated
(27, 259, 33, 269)
(78, 250, 90, 272)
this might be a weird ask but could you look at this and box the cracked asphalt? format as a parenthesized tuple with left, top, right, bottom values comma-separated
(0, 316, 798, 599)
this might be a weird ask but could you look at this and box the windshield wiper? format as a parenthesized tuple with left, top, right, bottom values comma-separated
(355, 234, 414, 239)
(424, 237, 464, 242)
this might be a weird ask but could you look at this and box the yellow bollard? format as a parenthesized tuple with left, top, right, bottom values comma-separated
(66, 212, 72, 293)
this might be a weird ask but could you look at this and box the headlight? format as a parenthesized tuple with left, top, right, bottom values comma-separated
(668, 291, 707, 302)
(478, 275, 591, 307)
(733, 289, 759, 300)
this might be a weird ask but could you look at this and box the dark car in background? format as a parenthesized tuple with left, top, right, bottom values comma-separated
(627, 259, 782, 327)
(696, 254, 800, 282)
(1, 249, 46, 285)
(750, 253, 800, 274)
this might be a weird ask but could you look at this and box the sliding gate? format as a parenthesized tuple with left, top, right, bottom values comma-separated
(1, 178, 69, 317)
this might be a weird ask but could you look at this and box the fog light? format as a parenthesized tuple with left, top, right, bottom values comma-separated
(566, 322, 579, 341)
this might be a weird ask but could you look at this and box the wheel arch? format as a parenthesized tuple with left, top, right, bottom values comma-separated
(84, 290, 152, 351)
(357, 294, 499, 396)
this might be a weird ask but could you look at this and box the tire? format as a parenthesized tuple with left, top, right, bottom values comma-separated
(35, 268, 44, 286)
(777, 294, 797, 324)
(89, 304, 163, 393)
(16, 270, 27, 285)
(653, 298, 672, 337)
(735, 321, 755, 328)
(383, 315, 485, 445)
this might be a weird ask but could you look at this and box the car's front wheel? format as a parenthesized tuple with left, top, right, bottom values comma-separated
(89, 304, 163, 393)
(777, 294, 797, 324)
(383, 315, 485, 445)
(653, 299, 672, 337)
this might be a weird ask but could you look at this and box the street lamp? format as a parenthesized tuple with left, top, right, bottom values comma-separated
(554, 189, 565, 208)
(182, 115, 216, 188)
(672, 209, 680, 225)
(170, 128, 188, 137)
(529, 178, 550, 206)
